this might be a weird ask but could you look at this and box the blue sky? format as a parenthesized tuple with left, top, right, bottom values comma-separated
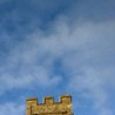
(0, 0, 115, 115)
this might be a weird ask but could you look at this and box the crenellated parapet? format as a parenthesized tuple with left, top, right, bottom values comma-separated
(26, 95, 73, 115)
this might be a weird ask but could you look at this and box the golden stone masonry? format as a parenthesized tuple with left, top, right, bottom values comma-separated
(26, 95, 73, 115)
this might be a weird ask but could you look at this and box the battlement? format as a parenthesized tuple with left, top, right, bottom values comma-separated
(26, 95, 73, 115)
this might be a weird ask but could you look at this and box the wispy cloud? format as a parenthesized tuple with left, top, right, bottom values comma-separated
(0, 103, 24, 115)
(0, 17, 115, 115)
(0, 1, 115, 115)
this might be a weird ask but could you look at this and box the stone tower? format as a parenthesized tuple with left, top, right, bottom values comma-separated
(26, 95, 73, 115)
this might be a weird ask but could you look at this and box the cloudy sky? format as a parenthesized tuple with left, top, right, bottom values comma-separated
(0, 0, 115, 115)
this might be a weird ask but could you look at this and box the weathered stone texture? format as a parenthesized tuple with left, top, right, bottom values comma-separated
(26, 95, 73, 115)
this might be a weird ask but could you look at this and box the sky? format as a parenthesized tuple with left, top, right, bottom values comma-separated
(0, 0, 115, 115)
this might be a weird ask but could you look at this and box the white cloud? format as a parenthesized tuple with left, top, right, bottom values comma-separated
(0, 1, 115, 115)
(60, 21, 115, 115)
(0, 66, 61, 95)
(0, 15, 115, 115)
(69, 67, 114, 115)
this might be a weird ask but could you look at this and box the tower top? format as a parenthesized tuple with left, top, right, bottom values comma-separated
(26, 95, 73, 115)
